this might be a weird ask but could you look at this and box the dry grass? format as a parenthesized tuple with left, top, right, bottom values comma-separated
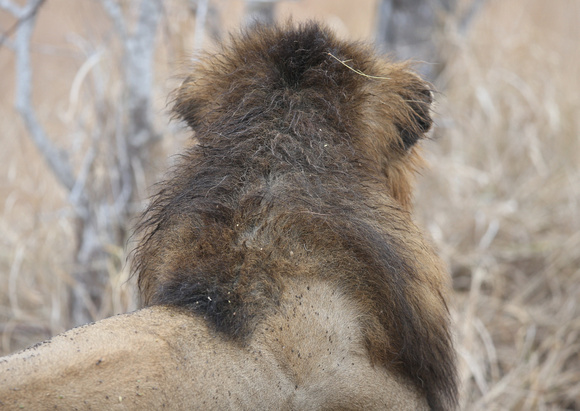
(415, 1, 580, 409)
(1, 0, 578, 409)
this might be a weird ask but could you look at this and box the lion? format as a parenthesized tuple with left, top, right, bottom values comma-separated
(0, 22, 457, 410)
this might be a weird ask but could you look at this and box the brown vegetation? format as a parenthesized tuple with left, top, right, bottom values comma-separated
(426, 2, 580, 408)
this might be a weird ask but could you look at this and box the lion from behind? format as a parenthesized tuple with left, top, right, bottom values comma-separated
(0, 22, 457, 410)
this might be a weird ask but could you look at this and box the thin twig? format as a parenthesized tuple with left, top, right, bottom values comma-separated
(0, 0, 24, 17)
(326, 52, 390, 80)
(12, 0, 77, 191)
(101, 0, 127, 39)
(0, 0, 45, 47)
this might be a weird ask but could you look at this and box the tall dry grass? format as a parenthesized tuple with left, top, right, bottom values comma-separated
(1, 0, 578, 408)
(416, 1, 580, 408)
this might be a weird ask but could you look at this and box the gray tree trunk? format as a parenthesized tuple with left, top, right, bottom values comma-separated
(376, 0, 448, 79)
(375, 0, 485, 81)
(245, 0, 278, 25)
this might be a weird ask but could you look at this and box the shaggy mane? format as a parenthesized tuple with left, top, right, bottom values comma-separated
(133, 22, 457, 410)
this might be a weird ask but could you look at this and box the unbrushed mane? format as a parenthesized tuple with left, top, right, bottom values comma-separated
(133, 22, 457, 410)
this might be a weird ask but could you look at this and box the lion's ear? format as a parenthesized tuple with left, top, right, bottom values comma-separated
(397, 78, 434, 151)
(173, 75, 207, 130)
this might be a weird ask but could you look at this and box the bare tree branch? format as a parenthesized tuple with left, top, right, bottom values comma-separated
(8, 0, 78, 191)
(0, 0, 45, 51)
(104, 0, 161, 222)
(100, 0, 127, 39)
(192, 0, 210, 53)
(124, 0, 162, 149)
(0, 0, 24, 17)
(2, 0, 164, 327)
(458, 0, 487, 35)
(69, 146, 96, 221)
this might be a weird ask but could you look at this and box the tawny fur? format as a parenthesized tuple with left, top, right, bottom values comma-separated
(134, 22, 457, 410)
(0, 282, 430, 410)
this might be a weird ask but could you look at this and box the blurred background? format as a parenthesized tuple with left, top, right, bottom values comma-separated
(0, 0, 578, 408)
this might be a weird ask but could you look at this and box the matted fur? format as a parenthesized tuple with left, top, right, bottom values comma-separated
(134, 22, 457, 410)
